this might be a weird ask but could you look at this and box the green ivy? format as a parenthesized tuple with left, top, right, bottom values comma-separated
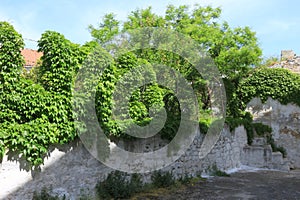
(0, 22, 25, 83)
(95, 52, 167, 139)
(0, 23, 86, 167)
(238, 67, 300, 108)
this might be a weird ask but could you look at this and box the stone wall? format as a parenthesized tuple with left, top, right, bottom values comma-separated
(246, 97, 300, 169)
(1, 101, 295, 200)
(0, 126, 248, 200)
(270, 50, 300, 74)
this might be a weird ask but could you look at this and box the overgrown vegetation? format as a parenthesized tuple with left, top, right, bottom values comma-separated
(0, 22, 87, 167)
(33, 170, 205, 200)
(96, 171, 142, 199)
(32, 187, 63, 200)
(0, 3, 298, 169)
(95, 170, 204, 199)
(238, 67, 300, 108)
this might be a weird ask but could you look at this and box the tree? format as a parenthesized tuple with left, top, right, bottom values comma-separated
(88, 13, 120, 45)
(89, 4, 262, 131)
(123, 7, 165, 29)
(121, 5, 262, 78)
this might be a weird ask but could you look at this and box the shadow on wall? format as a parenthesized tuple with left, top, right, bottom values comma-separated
(0, 126, 250, 199)
(0, 139, 113, 199)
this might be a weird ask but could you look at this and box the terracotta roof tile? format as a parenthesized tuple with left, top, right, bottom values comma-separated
(21, 49, 43, 67)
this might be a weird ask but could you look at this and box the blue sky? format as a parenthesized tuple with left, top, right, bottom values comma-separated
(0, 0, 299, 58)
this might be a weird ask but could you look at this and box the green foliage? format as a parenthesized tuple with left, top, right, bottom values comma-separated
(96, 171, 143, 199)
(0, 21, 25, 83)
(266, 134, 287, 158)
(88, 13, 119, 45)
(238, 68, 300, 108)
(32, 187, 63, 200)
(207, 164, 230, 177)
(223, 77, 243, 117)
(0, 75, 76, 167)
(260, 56, 280, 67)
(178, 173, 194, 185)
(252, 122, 272, 136)
(89, 4, 262, 140)
(95, 52, 170, 139)
(151, 171, 175, 188)
(163, 5, 262, 78)
(38, 31, 86, 95)
(226, 115, 254, 145)
(0, 23, 86, 167)
(123, 7, 165, 29)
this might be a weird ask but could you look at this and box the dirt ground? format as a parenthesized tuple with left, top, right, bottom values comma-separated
(134, 170, 300, 200)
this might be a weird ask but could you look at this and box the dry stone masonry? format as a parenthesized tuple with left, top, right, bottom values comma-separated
(0, 126, 248, 199)
(247, 97, 300, 169)
(0, 120, 294, 199)
(270, 50, 300, 74)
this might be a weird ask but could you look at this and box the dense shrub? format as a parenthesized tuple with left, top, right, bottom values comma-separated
(151, 171, 175, 188)
(238, 67, 300, 108)
(96, 171, 143, 199)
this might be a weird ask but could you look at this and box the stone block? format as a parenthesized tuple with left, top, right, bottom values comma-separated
(241, 146, 267, 168)
(252, 137, 266, 146)
(271, 152, 283, 164)
(281, 50, 295, 60)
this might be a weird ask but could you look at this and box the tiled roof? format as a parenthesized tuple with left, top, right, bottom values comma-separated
(21, 49, 43, 67)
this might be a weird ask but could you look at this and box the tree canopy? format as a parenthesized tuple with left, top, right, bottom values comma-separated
(89, 5, 262, 79)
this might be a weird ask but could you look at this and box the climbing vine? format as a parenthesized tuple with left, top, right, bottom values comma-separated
(238, 67, 300, 108)
(0, 23, 86, 167)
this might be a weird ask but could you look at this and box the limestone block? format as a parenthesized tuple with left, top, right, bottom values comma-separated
(252, 137, 266, 146)
(271, 152, 283, 164)
(281, 50, 295, 60)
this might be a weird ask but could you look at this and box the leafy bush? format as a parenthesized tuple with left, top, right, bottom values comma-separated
(207, 164, 230, 177)
(96, 171, 143, 199)
(178, 173, 194, 184)
(151, 171, 175, 188)
(0, 21, 24, 82)
(32, 187, 63, 200)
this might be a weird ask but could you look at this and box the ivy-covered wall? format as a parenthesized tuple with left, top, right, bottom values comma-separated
(0, 23, 86, 167)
